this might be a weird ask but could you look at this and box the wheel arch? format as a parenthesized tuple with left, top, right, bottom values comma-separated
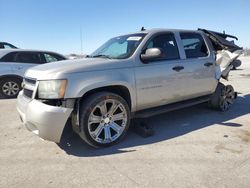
(80, 85, 132, 110)
(71, 83, 135, 134)
(0, 74, 23, 81)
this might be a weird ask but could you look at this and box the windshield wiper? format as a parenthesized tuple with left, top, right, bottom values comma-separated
(91, 54, 112, 59)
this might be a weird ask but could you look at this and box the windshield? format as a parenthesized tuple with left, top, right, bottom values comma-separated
(90, 33, 146, 59)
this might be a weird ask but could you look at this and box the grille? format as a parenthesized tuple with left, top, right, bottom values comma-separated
(23, 77, 36, 98)
(23, 88, 33, 98)
(24, 77, 36, 85)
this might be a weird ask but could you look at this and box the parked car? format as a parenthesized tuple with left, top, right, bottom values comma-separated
(0, 49, 66, 98)
(17, 28, 242, 148)
(0, 42, 18, 49)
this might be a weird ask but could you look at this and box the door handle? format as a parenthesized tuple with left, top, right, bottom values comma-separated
(172, 66, 184, 72)
(204, 62, 213, 67)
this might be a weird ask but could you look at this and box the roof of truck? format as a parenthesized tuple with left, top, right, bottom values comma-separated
(143, 28, 198, 33)
(123, 28, 203, 37)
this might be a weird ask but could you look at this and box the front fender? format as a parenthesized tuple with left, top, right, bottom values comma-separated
(64, 69, 137, 112)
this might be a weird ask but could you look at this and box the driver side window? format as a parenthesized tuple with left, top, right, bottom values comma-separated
(145, 33, 180, 60)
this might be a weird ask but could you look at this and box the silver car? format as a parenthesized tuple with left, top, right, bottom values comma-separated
(16, 28, 242, 147)
(0, 49, 66, 98)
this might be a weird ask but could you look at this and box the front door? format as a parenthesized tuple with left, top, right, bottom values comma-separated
(135, 33, 187, 111)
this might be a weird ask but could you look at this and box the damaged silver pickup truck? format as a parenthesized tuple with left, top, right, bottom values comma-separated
(17, 28, 242, 147)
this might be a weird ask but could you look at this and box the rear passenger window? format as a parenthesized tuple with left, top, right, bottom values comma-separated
(3, 44, 13, 49)
(145, 33, 180, 60)
(43, 53, 64, 63)
(16, 52, 43, 64)
(180, 33, 208, 58)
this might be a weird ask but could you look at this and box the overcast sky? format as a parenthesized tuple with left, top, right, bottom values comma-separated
(1, 0, 249, 55)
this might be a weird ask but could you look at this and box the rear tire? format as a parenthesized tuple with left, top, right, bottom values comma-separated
(208, 83, 235, 111)
(78, 92, 131, 148)
(231, 59, 241, 70)
(0, 77, 22, 98)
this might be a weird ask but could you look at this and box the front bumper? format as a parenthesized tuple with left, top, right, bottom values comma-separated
(16, 91, 73, 143)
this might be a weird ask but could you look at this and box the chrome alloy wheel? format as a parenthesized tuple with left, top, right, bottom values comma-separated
(219, 85, 235, 111)
(87, 99, 128, 144)
(2, 81, 20, 96)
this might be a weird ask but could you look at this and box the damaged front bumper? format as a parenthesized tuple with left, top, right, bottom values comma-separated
(16, 90, 73, 143)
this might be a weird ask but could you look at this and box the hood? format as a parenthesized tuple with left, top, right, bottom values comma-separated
(25, 58, 131, 80)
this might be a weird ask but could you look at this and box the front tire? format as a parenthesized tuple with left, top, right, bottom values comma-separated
(79, 92, 131, 148)
(0, 77, 22, 98)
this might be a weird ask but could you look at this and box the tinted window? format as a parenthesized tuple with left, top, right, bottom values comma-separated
(16, 52, 43, 64)
(43, 53, 65, 63)
(0, 52, 18, 62)
(145, 33, 180, 60)
(0, 43, 17, 49)
(180, 33, 208, 58)
(4, 44, 13, 49)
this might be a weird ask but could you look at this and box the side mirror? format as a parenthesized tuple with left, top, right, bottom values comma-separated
(140, 48, 162, 63)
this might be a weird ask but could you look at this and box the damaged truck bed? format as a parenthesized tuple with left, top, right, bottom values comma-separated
(199, 28, 243, 79)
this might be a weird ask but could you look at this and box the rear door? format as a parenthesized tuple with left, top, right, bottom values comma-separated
(178, 32, 218, 97)
(12, 52, 44, 76)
